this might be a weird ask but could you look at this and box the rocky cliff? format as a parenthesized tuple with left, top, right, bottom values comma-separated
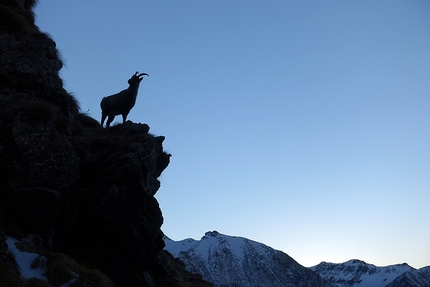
(0, 1, 210, 286)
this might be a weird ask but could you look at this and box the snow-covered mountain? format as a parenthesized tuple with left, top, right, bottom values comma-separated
(385, 266, 430, 287)
(164, 231, 334, 287)
(164, 231, 430, 287)
(311, 260, 415, 287)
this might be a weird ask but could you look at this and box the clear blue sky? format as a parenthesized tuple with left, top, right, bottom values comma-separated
(35, 1, 430, 269)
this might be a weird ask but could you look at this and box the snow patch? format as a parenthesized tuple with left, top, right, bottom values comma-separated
(5, 237, 47, 281)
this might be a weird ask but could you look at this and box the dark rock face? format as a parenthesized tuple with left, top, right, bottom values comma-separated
(0, 1, 174, 286)
(55, 123, 171, 286)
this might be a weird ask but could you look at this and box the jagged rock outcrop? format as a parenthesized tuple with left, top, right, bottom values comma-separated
(50, 122, 171, 286)
(0, 1, 199, 286)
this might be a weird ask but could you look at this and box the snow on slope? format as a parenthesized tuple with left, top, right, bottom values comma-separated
(310, 259, 415, 287)
(164, 231, 334, 287)
(6, 237, 47, 281)
(5, 236, 78, 287)
(385, 266, 430, 287)
(165, 232, 430, 287)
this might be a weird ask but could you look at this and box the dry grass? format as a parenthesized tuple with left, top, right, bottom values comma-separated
(69, 269, 115, 287)
(157, 251, 214, 287)
(46, 253, 79, 287)
(23, 278, 51, 287)
(46, 253, 116, 287)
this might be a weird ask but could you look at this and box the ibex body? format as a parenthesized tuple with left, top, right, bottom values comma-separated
(100, 71, 149, 128)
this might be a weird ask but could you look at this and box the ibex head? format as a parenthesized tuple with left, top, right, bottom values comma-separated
(128, 71, 149, 85)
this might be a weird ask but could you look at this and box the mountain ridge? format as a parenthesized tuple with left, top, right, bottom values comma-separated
(311, 259, 416, 287)
(165, 231, 430, 287)
(165, 231, 335, 287)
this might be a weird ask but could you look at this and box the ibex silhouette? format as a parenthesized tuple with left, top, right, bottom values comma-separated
(100, 71, 149, 128)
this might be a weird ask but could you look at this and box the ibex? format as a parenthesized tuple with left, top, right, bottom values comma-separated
(100, 71, 149, 128)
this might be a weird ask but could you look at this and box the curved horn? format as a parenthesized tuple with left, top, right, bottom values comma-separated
(138, 73, 149, 77)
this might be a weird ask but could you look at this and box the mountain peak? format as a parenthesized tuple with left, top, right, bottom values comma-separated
(166, 232, 430, 287)
(203, 230, 220, 238)
(165, 231, 334, 287)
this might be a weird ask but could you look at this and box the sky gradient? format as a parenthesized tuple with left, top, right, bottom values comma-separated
(35, 1, 430, 268)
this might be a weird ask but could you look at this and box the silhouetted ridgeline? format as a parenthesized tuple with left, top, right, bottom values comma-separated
(0, 1, 212, 286)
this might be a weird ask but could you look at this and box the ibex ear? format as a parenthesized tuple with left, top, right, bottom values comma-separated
(134, 71, 139, 76)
